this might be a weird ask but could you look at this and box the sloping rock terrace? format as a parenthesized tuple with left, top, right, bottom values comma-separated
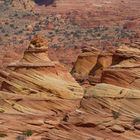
(0, 36, 83, 139)
(0, 36, 140, 140)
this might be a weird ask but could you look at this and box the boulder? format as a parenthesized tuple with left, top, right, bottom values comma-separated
(134, 124, 140, 130)
(110, 125, 125, 133)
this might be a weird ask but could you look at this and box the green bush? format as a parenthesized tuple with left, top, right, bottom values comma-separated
(133, 117, 140, 125)
(112, 110, 121, 119)
(22, 129, 33, 137)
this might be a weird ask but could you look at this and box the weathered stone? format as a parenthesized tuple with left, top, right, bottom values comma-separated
(110, 125, 125, 133)
(1, 35, 83, 100)
(121, 123, 134, 130)
(101, 46, 140, 90)
(98, 125, 106, 130)
(134, 124, 140, 130)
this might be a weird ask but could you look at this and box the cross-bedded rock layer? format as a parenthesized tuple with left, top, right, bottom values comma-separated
(0, 36, 84, 139)
(0, 39, 140, 139)
(72, 46, 140, 89)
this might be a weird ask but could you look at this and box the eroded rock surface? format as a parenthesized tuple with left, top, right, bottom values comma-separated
(102, 46, 140, 90)
(0, 0, 140, 139)
(0, 39, 140, 140)
(0, 36, 84, 139)
(1, 35, 83, 99)
(72, 46, 140, 89)
(64, 46, 140, 139)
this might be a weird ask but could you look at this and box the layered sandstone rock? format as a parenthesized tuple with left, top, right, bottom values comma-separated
(68, 46, 140, 139)
(0, 36, 84, 139)
(71, 47, 114, 84)
(0, 42, 140, 139)
(0, 35, 83, 99)
(57, 83, 140, 140)
(72, 46, 140, 88)
(88, 53, 113, 84)
(71, 50, 99, 80)
(101, 46, 140, 89)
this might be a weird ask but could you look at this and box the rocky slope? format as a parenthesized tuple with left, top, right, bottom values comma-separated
(0, 0, 140, 140)
(0, 36, 140, 140)
(70, 46, 140, 140)
(0, 35, 84, 139)
(1, 0, 140, 70)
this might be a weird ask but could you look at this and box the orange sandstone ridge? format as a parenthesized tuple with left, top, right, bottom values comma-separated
(0, 35, 83, 99)
(0, 36, 83, 139)
(72, 46, 140, 89)
(0, 36, 140, 140)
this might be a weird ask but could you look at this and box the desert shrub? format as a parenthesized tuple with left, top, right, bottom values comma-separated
(112, 110, 121, 119)
(51, 44, 59, 48)
(133, 117, 140, 125)
(10, 24, 14, 28)
(14, 13, 18, 17)
(16, 135, 26, 140)
(1, 29, 5, 33)
(5, 33, 9, 37)
(112, 42, 122, 47)
(74, 30, 81, 39)
(22, 129, 33, 137)
(0, 132, 7, 137)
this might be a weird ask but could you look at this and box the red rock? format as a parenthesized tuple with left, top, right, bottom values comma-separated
(101, 46, 140, 90)
(110, 125, 125, 133)
(134, 124, 140, 130)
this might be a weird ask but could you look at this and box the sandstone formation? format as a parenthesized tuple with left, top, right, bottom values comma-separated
(0, 37, 140, 139)
(71, 47, 100, 81)
(0, 36, 84, 139)
(0, 0, 140, 139)
(52, 81, 140, 139)
(66, 46, 140, 139)
(101, 46, 140, 90)
(72, 46, 140, 88)
(0, 35, 83, 99)
(61, 83, 140, 140)
(71, 47, 114, 85)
